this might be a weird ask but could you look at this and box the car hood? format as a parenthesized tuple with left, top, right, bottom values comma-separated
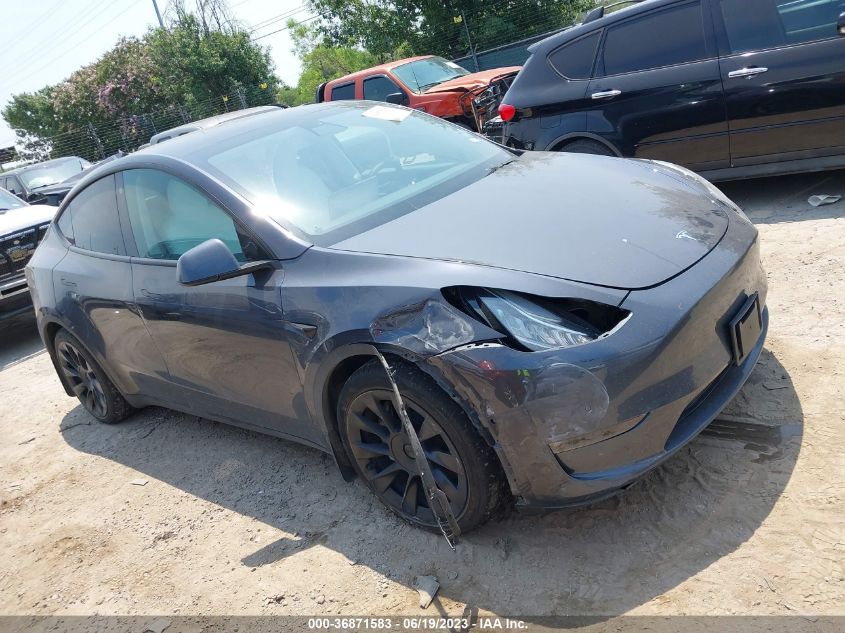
(423, 66, 521, 93)
(330, 153, 731, 290)
(0, 204, 56, 236)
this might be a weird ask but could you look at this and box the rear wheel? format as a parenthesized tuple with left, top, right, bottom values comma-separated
(558, 138, 616, 156)
(54, 330, 132, 424)
(338, 360, 505, 533)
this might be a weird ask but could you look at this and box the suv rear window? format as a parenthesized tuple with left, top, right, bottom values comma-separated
(330, 82, 355, 100)
(548, 31, 601, 80)
(602, 1, 707, 75)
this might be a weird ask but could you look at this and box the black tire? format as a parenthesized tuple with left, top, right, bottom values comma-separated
(559, 138, 616, 156)
(338, 360, 506, 533)
(54, 329, 132, 424)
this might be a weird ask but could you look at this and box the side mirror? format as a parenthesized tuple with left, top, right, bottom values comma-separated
(838, 12, 845, 36)
(177, 238, 272, 286)
(385, 92, 409, 106)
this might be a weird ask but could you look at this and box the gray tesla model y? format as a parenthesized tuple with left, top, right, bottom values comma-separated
(26, 101, 767, 532)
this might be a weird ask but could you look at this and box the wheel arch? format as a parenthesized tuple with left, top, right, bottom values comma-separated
(546, 132, 622, 156)
(40, 317, 75, 397)
(40, 316, 126, 401)
(311, 342, 508, 486)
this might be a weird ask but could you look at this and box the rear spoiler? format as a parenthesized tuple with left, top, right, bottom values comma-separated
(315, 82, 327, 103)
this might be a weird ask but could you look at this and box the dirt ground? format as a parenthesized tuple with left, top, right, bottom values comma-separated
(1, 169, 843, 622)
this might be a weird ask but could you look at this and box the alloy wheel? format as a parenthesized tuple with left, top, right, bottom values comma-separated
(345, 389, 469, 526)
(57, 340, 108, 418)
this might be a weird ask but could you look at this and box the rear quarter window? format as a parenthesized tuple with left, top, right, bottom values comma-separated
(548, 31, 601, 79)
(56, 209, 74, 242)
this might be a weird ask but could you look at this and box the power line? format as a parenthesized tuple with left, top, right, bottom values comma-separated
(2, 0, 117, 72)
(248, 5, 307, 33)
(2, 0, 141, 89)
(252, 12, 320, 41)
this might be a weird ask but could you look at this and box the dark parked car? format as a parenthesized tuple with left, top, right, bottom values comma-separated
(147, 105, 283, 145)
(27, 102, 767, 532)
(1, 156, 91, 204)
(33, 152, 127, 207)
(0, 188, 55, 321)
(497, 0, 845, 180)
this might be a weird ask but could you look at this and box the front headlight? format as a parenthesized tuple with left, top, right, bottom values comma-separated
(444, 287, 629, 352)
(478, 290, 598, 351)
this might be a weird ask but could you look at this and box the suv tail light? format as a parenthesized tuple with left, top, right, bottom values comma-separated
(498, 103, 516, 122)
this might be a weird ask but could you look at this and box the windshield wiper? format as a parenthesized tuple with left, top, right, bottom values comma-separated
(29, 183, 58, 191)
(418, 80, 447, 91)
(486, 159, 516, 176)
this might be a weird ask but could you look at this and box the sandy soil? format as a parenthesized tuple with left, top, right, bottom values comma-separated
(1, 170, 843, 621)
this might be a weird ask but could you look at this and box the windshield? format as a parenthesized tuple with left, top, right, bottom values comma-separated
(19, 158, 90, 190)
(0, 188, 26, 210)
(393, 57, 471, 93)
(191, 103, 511, 245)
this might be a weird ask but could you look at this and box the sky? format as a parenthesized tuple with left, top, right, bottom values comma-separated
(0, 0, 307, 147)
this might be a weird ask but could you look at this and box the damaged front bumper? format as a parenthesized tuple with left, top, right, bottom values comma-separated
(425, 218, 768, 509)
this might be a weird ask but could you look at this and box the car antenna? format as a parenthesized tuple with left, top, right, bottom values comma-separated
(370, 346, 461, 550)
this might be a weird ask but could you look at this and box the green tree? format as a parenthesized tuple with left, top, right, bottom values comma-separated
(277, 20, 376, 106)
(2, 3, 278, 161)
(306, 0, 595, 61)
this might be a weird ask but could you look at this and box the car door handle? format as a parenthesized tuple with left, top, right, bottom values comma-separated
(728, 67, 768, 79)
(591, 89, 622, 99)
(60, 278, 77, 288)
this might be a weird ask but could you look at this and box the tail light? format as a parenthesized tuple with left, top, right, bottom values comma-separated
(498, 103, 516, 122)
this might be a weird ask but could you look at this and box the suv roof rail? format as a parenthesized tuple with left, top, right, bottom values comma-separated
(582, 0, 648, 24)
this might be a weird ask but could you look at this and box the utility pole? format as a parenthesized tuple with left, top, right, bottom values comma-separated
(151, 0, 164, 27)
(460, 11, 480, 72)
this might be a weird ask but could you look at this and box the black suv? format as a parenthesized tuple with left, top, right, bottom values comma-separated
(496, 0, 845, 180)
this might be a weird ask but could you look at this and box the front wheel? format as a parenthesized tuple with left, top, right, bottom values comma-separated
(54, 330, 132, 424)
(338, 360, 506, 533)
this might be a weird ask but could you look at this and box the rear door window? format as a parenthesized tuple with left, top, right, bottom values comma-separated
(330, 82, 355, 100)
(718, 0, 843, 53)
(602, 1, 708, 75)
(548, 31, 601, 79)
(65, 175, 127, 255)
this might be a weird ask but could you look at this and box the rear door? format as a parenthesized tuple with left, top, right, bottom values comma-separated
(52, 174, 167, 399)
(586, 0, 729, 170)
(712, 0, 845, 165)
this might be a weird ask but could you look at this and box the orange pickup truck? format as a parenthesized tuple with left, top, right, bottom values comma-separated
(316, 55, 520, 131)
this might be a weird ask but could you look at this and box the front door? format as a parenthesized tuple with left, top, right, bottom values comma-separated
(586, 0, 729, 170)
(119, 168, 315, 442)
(713, 0, 845, 165)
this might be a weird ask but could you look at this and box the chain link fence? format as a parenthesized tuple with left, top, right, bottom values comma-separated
(3, 84, 278, 168)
